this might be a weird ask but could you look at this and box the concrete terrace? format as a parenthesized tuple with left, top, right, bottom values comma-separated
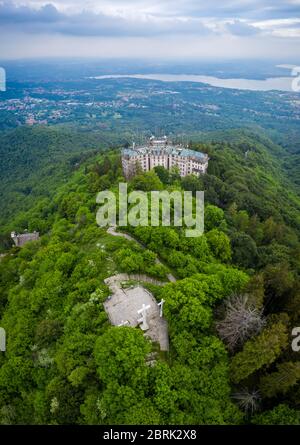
(104, 274, 169, 351)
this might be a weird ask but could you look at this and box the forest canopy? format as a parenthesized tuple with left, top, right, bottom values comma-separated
(0, 126, 299, 425)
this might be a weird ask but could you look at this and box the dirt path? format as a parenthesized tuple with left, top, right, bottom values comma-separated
(107, 226, 177, 282)
(104, 273, 167, 289)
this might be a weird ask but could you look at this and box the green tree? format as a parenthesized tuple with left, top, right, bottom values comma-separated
(153, 166, 170, 184)
(206, 229, 232, 262)
(252, 404, 300, 425)
(259, 362, 300, 398)
(230, 320, 289, 383)
(181, 174, 201, 194)
(204, 205, 227, 231)
(231, 232, 258, 269)
(93, 327, 151, 388)
(131, 171, 163, 192)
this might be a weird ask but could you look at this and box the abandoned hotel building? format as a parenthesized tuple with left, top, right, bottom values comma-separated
(121, 136, 209, 179)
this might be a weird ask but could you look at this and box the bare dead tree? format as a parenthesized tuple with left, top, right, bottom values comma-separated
(216, 294, 265, 351)
(232, 388, 261, 414)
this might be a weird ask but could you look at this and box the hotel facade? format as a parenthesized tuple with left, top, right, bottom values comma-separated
(122, 136, 209, 179)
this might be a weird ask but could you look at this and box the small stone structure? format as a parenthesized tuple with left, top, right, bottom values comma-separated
(104, 274, 169, 351)
(11, 231, 39, 247)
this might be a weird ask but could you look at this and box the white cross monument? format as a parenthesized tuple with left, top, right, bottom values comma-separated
(137, 304, 151, 331)
(157, 299, 165, 318)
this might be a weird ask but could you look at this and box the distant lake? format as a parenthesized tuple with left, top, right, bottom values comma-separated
(92, 73, 296, 92)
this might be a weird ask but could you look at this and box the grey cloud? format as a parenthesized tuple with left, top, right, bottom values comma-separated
(0, 2, 212, 36)
(0, 2, 61, 22)
(226, 20, 261, 36)
(0, 1, 299, 39)
(162, 0, 300, 20)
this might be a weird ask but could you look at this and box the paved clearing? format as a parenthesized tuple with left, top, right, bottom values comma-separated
(104, 274, 169, 351)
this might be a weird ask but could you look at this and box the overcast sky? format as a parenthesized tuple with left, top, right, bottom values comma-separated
(0, 0, 299, 59)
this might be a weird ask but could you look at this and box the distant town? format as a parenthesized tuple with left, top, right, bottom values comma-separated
(1, 77, 299, 139)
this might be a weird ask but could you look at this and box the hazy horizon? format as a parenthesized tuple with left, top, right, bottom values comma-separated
(0, 1, 299, 60)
